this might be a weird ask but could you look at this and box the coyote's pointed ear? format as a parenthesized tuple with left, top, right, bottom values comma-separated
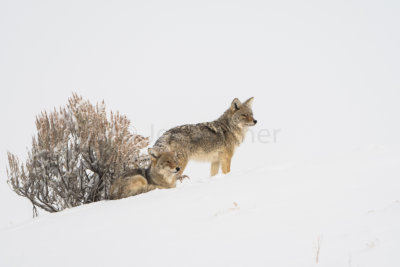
(230, 98, 242, 111)
(244, 97, 254, 108)
(148, 148, 160, 159)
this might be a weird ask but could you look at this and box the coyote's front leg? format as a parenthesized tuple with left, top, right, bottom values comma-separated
(220, 152, 232, 174)
(210, 161, 220, 176)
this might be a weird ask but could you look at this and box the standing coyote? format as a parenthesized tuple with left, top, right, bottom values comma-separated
(109, 148, 180, 200)
(153, 97, 257, 176)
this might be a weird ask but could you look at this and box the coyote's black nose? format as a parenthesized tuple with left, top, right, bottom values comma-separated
(253, 120, 257, 124)
(176, 167, 180, 172)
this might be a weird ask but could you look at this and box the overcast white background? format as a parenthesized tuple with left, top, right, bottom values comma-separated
(1, 0, 399, 227)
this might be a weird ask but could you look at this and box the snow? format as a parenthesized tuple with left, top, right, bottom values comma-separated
(1, 148, 399, 267)
(1, 0, 400, 266)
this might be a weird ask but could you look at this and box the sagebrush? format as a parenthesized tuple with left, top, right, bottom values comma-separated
(7, 93, 149, 215)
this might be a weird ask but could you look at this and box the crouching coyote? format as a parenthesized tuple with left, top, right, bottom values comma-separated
(153, 97, 257, 176)
(109, 148, 180, 199)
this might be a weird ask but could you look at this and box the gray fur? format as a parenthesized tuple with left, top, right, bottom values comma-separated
(109, 150, 179, 199)
(153, 97, 257, 176)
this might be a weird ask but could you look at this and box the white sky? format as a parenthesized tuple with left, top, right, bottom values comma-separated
(0, 0, 399, 226)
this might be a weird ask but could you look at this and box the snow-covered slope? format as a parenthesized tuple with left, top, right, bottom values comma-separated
(1, 0, 400, 266)
(1, 149, 399, 267)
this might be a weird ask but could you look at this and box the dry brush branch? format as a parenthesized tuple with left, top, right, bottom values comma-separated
(6, 93, 149, 215)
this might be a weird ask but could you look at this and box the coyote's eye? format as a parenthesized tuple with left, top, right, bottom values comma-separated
(241, 114, 246, 118)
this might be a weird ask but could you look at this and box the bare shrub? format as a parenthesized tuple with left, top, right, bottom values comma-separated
(7, 93, 149, 215)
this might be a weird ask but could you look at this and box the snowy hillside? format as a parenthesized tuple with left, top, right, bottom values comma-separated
(1, 148, 399, 267)
(1, 0, 400, 266)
